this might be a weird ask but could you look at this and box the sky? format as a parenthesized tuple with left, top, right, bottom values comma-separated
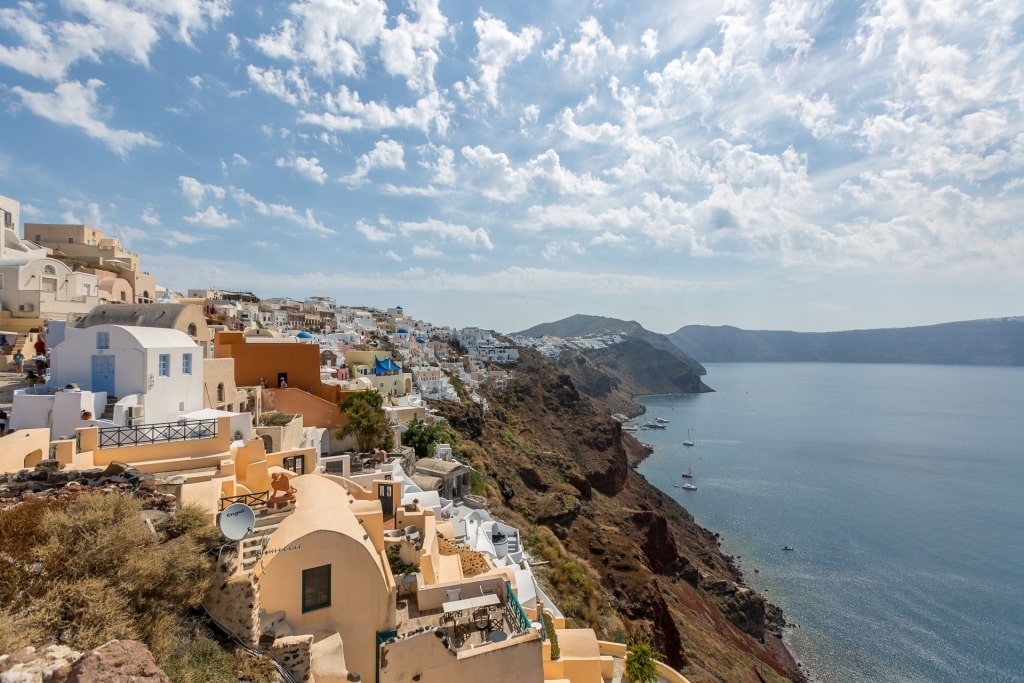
(1, 0, 1022, 335)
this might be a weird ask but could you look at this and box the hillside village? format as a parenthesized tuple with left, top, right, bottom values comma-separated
(0, 192, 689, 683)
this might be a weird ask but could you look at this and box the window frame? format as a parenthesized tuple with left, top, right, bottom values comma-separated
(301, 564, 331, 613)
(182, 353, 192, 375)
(96, 331, 110, 349)
(158, 353, 170, 377)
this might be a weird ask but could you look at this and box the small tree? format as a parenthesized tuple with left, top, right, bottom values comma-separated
(335, 390, 394, 452)
(625, 639, 660, 683)
(401, 418, 459, 459)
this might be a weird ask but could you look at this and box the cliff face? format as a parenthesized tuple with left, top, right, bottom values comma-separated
(436, 350, 803, 683)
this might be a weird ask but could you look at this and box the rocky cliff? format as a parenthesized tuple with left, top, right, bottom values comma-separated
(670, 317, 1024, 365)
(436, 350, 803, 683)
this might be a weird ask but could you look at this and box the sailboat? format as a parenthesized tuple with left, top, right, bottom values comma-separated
(682, 428, 694, 447)
(681, 469, 693, 478)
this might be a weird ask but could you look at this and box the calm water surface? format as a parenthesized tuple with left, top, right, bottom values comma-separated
(635, 363, 1024, 683)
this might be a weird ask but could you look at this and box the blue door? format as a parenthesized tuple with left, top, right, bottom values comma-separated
(91, 355, 115, 396)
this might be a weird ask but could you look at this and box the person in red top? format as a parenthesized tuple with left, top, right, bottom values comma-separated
(33, 337, 46, 355)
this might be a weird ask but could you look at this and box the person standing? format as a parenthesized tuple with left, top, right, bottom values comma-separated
(33, 336, 46, 356)
(13, 351, 24, 373)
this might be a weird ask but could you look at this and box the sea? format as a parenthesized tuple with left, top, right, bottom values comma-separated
(633, 363, 1024, 683)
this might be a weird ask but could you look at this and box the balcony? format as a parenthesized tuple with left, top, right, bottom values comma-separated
(98, 418, 218, 448)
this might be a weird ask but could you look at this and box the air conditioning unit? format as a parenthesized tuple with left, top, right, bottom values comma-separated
(127, 405, 144, 425)
(18, 303, 34, 312)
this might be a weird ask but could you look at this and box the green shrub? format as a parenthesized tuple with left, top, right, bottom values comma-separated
(542, 611, 559, 660)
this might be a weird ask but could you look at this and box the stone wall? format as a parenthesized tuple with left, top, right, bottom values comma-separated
(271, 635, 313, 683)
(204, 558, 261, 648)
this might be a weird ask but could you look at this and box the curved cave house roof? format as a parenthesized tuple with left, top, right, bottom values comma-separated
(244, 328, 281, 338)
(72, 302, 195, 329)
(255, 473, 385, 582)
(70, 303, 209, 344)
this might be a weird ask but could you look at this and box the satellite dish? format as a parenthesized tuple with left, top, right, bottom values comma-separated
(219, 503, 255, 541)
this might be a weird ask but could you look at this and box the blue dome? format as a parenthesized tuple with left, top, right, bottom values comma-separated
(397, 327, 409, 334)
(296, 331, 313, 339)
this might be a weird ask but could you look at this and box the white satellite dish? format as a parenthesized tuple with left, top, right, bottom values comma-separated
(219, 502, 255, 541)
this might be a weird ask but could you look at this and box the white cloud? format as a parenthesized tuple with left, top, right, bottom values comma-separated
(0, 0, 228, 80)
(166, 229, 210, 245)
(562, 17, 630, 73)
(12, 80, 159, 156)
(231, 188, 334, 235)
(252, 0, 385, 78)
(418, 144, 456, 185)
(178, 176, 226, 208)
(541, 239, 584, 260)
(412, 244, 442, 258)
(592, 231, 628, 246)
(460, 145, 608, 201)
(471, 12, 542, 106)
(377, 0, 448, 92)
(640, 29, 658, 59)
(387, 217, 494, 250)
(355, 219, 394, 242)
(343, 139, 406, 184)
(58, 199, 104, 226)
(301, 86, 449, 135)
(246, 65, 314, 106)
(140, 207, 161, 226)
(276, 155, 328, 184)
(384, 249, 403, 261)
(183, 206, 237, 227)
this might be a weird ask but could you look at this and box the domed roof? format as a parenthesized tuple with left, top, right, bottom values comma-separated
(296, 331, 313, 339)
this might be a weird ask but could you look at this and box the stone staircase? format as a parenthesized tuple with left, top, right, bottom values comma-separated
(101, 396, 119, 420)
(240, 506, 295, 577)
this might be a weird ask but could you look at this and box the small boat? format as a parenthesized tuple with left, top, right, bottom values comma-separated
(656, 417, 669, 424)
(643, 421, 667, 429)
(782, 545, 794, 551)
(622, 423, 638, 432)
(681, 469, 693, 478)
(682, 428, 694, 447)
(680, 482, 697, 490)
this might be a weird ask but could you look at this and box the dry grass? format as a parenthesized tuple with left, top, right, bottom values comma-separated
(0, 492, 219, 671)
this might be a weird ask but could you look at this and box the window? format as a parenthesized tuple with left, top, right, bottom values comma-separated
(67, 237, 74, 243)
(96, 331, 109, 349)
(43, 264, 56, 275)
(182, 353, 192, 375)
(216, 383, 225, 402)
(159, 354, 170, 377)
(283, 455, 305, 475)
(187, 323, 197, 337)
(302, 565, 331, 612)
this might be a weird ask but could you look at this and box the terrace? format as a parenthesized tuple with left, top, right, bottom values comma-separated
(394, 579, 537, 653)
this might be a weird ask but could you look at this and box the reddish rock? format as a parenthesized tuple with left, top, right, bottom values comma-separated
(57, 640, 170, 683)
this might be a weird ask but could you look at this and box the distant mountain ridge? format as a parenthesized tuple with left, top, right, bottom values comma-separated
(668, 317, 1024, 366)
(514, 315, 711, 413)
(515, 314, 707, 375)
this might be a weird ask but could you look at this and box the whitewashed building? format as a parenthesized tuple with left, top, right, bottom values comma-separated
(53, 324, 203, 423)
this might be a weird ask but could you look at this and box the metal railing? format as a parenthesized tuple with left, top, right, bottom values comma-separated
(504, 580, 532, 633)
(219, 491, 269, 511)
(98, 418, 218, 448)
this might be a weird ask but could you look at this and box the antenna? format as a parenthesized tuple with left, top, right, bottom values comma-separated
(219, 502, 255, 541)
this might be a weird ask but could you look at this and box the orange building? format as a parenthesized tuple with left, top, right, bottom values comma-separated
(215, 331, 324, 393)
